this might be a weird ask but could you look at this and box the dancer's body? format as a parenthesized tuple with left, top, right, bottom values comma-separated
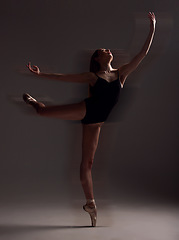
(23, 12, 156, 227)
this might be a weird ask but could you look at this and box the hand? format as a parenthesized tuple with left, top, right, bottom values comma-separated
(26, 62, 40, 75)
(148, 12, 156, 29)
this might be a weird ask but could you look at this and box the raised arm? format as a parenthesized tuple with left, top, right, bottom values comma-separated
(26, 62, 94, 84)
(119, 12, 156, 87)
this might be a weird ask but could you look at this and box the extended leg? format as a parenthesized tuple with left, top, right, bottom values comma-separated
(23, 93, 86, 120)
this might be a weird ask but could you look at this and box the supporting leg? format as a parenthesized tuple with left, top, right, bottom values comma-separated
(80, 122, 103, 227)
(80, 123, 102, 200)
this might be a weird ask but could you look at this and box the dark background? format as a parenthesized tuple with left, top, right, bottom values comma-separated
(0, 0, 178, 207)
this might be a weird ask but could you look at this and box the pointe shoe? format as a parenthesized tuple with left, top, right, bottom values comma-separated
(83, 204, 97, 227)
(23, 93, 37, 105)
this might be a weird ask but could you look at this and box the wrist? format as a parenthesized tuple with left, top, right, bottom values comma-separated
(150, 23, 156, 31)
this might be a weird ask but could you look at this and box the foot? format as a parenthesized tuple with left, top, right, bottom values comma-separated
(22, 93, 45, 111)
(83, 203, 97, 227)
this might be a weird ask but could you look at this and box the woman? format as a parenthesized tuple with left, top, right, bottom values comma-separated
(23, 12, 156, 227)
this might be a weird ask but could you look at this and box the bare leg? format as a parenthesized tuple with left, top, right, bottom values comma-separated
(80, 122, 103, 227)
(23, 93, 86, 120)
(80, 123, 103, 202)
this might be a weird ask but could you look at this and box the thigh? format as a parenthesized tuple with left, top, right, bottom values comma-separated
(39, 100, 86, 120)
(82, 123, 103, 162)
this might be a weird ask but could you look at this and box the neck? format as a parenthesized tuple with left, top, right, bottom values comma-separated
(99, 62, 113, 73)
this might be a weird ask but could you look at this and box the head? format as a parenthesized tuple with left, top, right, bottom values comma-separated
(90, 48, 113, 72)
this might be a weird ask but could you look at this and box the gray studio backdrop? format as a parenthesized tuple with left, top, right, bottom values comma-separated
(0, 0, 178, 206)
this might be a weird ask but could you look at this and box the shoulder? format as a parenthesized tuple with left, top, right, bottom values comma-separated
(117, 65, 128, 75)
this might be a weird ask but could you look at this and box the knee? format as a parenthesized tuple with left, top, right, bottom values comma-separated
(81, 158, 94, 171)
(88, 159, 94, 169)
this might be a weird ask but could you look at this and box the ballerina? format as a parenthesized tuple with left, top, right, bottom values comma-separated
(23, 12, 156, 227)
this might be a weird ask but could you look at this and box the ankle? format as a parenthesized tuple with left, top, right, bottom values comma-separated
(34, 102, 45, 113)
(86, 199, 96, 208)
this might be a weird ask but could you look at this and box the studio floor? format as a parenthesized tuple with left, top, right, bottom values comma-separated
(0, 200, 178, 240)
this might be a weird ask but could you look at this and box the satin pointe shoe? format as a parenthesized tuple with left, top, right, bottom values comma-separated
(83, 203, 97, 227)
(23, 93, 45, 110)
(23, 93, 37, 105)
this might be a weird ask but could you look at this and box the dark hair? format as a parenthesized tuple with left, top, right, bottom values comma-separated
(90, 49, 100, 73)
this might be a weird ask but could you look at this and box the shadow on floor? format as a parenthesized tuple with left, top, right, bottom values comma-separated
(0, 223, 104, 235)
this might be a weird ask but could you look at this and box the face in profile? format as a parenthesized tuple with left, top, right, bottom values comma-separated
(96, 48, 113, 63)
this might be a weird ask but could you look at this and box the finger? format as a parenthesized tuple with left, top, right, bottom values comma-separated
(148, 12, 152, 17)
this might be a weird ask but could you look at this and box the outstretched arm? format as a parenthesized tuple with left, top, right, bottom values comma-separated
(119, 12, 156, 86)
(26, 62, 94, 84)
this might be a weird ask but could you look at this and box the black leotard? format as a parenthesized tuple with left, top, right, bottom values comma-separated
(81, 70, 121, 124)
